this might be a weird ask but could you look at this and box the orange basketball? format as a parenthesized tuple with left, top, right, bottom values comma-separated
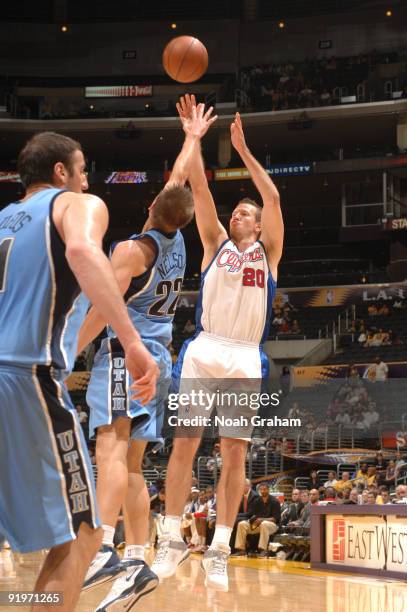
(163, 36, 208, 83)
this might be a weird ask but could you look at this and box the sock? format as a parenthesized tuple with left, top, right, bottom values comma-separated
(211, 525, 232, 548)
(164, 515, 182, 539)
(102, 524, 115, 548)
(124, 545, 145, 561)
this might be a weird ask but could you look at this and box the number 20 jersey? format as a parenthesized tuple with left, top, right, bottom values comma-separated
(105, 228, 186, 347)
(195, 239, 277, 345)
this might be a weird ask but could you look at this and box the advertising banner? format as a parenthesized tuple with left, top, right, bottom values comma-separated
(85, 85, 152, 98)
(326, 514, 407, 571)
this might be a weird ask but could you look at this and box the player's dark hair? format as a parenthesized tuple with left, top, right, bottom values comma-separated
(152, 184, 194, 231)
(238, 197, 262, 222)
(18, 131, 82, 188)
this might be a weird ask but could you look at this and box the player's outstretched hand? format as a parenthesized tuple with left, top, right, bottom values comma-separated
(182, 102, 218, 139)
(124, 340, 160, 405)
(177, 95, 217, 138)
(176, 93, 196, 121)
(230, 112, 247, 154)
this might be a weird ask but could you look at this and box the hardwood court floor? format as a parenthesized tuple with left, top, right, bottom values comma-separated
(1, 548, 406, 612)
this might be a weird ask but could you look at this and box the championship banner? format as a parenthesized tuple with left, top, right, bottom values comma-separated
(85, 85, 152, 98)
(105, 171, 148, 184)
(387, 217, 407, 231)
(326, 514, 407, 571)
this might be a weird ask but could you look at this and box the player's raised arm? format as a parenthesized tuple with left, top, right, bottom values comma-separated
(56, 192, 159, 403)
(231, 112, 284, 279)
(177, 95, 227, 264)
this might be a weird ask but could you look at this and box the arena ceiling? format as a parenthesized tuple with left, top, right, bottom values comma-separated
(2, 0, 401, 23)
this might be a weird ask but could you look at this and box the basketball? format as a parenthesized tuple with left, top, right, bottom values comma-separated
(163, 36, 208, 83)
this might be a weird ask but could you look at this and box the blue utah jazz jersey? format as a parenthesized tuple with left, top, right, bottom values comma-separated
(0, 188, 89, 375)
(106, 228, 185, 347)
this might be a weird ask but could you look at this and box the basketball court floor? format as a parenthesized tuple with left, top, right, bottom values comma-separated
(1, 548, 406, 611)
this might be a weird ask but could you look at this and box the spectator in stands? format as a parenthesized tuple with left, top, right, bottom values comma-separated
(335, 409, 351, 426)
(395, 450, 407, 476)
(363, 404, 379, 428)
(309, 470, 322, 490)
(343, 488, 359, 505)
(300, 489, 310, 505)
(357, 328, 367, 344)
(237, 479, 259, 519)
(367, 491, 377, 504)
(206, 443, 222, 473)
(371, 329, 384, 347)
(334, 472, 353, 493)
(183, 319, 195, 334)
(375, 356, 389, 381)
(395, 484, 407, 502)
(234, 483, 280, 557)
(280, 489, 304, 525)
(324, 471, 338, 488)
(181, 487, 201, 544)
(280, 366, 291, 396)
(384, 460, 396, 487)
(360, 489, 370, 504)
(321, 487, 337, 504)
(378, 304, 390, 316)
(355, 463, 369, 486)
(367, 305, 378, 316)
(376, 486, 391, 504)
(76, 403, 88, 424)
(291, 320, 301, 334)
(366, 466, 377, 487)
(375, 451, 387, 471)
(364, 332, 375, 348)
(149, 486, 166, 546)
(273, 312, 284, 325)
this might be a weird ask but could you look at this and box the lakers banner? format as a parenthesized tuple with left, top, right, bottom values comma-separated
(176, 283, 407, 310)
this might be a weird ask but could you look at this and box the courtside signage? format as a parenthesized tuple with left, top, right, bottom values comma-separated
(326, 515, 407, 570)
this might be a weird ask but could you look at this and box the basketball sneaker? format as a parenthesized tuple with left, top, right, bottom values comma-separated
(150, 535, 189, 579)
(201, 544, 230, 591)
(95, 559, 158, 611)
(83, 545, 124, 591)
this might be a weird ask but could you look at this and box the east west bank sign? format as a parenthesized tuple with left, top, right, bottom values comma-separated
(326, 515, 407, 572)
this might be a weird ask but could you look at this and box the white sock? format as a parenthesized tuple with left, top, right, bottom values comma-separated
(211, 525, 232, 548)
(102, 524, 115, 547)
(124, 545, 145, 561)
(164, 515, 182, 539)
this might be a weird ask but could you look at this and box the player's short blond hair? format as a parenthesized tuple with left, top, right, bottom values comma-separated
(152, 184, 194, 231)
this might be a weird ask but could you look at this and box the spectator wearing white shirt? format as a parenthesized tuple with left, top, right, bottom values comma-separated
(324, 471, 338, 488)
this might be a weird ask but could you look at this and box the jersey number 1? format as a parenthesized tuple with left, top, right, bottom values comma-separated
(0, 237, 14, 293)
(242, 267, 264, 288)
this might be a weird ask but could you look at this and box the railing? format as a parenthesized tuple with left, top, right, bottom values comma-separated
(344, 203, 385, 227)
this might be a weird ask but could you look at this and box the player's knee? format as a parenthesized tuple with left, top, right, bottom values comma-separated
(221, 439, 247, 467)
(171, 437, 199, 462)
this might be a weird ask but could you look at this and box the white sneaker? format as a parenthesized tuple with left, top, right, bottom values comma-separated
(95, 560, 158, 611)
(202, 545, 230, 592)
(150, 536, 189, 579)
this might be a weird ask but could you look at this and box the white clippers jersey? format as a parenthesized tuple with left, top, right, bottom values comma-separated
(195, 239, 277, 345)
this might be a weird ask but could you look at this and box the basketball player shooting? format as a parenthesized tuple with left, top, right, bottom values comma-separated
(151, 95, 284, 591)
(75, 103, 217, 611)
